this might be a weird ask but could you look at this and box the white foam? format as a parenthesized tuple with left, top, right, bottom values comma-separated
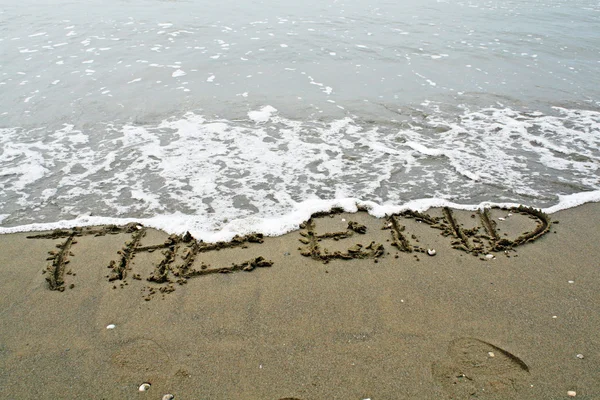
(172, 69, 186, 78)
(544, 190, 600, 214)
(405, 142, 445, 157)
(0, 141, 48, 191)
(1, 193, 599, 242)
(248, 105, 277, 123)
(1, 106, 599, 241)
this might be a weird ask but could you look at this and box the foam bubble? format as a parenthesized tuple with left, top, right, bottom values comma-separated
(248, 105, 277, 123)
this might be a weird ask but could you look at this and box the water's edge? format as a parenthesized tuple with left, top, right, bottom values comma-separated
(2, 190, 599, 242)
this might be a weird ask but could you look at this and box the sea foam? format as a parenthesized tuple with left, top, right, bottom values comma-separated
(1, 105, 599, 241)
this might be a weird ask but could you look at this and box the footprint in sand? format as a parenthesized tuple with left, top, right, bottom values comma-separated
(432, 338, 530, 399)
(111, 338, 171, 379)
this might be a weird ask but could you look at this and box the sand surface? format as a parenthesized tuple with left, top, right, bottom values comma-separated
(0, 204, 598, 399)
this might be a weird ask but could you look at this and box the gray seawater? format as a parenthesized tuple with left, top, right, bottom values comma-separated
(1, 0, 599, 235)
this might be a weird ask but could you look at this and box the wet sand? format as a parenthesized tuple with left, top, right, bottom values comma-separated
(0, 203, 599, 399)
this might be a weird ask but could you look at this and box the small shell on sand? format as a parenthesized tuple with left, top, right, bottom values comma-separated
(488, 351, 495, 357)
(485, 254, 494, 259)
(162, 395, 175, 400)
(139, 383, 151, 392)
(567, 390, 577, 397)
(498, 217, 505, 221)
(427, 249, 436, 256)
(106, 324, 116, 330)
(576, 354, 584, 359)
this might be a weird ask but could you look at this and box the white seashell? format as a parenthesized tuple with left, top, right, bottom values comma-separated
(139, 383, 151, 392)
(488, 351, 495, 357)
(427, 249, 436, 256)
(162, 395, 175, 400)
(576, 354, 584, 359)
(106, 324, 116, 330)
(507, 213, 513, 217)
(485, 254, 494, 259)
(567, 390, 577, 397)
(498, 217, 505, 221)
(568, 280, 574, 284)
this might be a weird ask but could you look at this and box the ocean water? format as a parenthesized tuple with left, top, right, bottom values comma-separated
(1, 0, 599, 240)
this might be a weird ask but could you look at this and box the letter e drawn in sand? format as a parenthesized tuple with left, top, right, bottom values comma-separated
(298, 209, 384, 264)
(132, 231, 273, 300)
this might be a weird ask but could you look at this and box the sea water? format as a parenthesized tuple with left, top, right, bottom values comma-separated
(1, 0, 599, 240)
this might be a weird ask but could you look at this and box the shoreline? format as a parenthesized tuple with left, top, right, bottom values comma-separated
(1, 190, 599, 242)
(1, 203, 599, 398)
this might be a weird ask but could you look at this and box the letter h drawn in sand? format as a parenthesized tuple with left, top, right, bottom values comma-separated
(108, 225, 147, 281)
(298, 209, 385, 263)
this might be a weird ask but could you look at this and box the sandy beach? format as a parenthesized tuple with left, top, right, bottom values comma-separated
(0, 203, 599, 399)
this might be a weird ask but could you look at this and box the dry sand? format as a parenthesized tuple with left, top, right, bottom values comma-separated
(0, 203, 599, 399)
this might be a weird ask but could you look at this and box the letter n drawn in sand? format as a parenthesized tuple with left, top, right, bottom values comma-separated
(384, 210, 441, 255)
(298, 212, 384, 263)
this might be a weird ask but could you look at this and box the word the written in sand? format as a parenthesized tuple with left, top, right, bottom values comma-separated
(31, 224, 273, 299)
(29, 206, 552, 296)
